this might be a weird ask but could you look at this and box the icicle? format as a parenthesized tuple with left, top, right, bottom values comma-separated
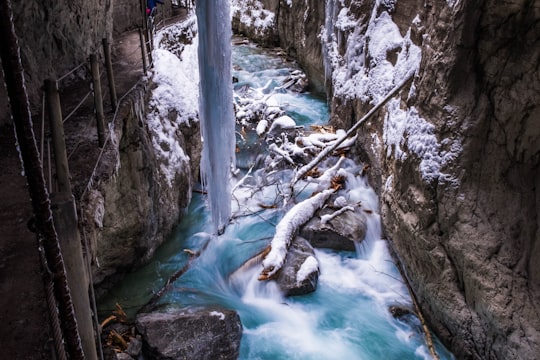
(196, 1, 236, 234)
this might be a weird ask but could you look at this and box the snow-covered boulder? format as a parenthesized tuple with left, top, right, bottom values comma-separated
(274, 236, 319, 297)
(267, 115, 297, 137)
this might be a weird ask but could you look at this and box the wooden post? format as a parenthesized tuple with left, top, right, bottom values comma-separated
(140, 0, 147, 30)
(139, 27, 148, 75)
(89, 54, 106, 147)
(45, 79, 71, 194)
(148, 22, 154, 52)
(146, 25, 153, 66)
(51, 192, 99, 360)
(102, 38, 117, 111)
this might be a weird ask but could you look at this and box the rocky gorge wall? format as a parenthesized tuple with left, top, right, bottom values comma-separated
(81, 82, 200, 292)
(1, 1, 114, 126)
(233, 0, 540, 358)
(0, 0, 173, 127)
(2, 0, 193, 294)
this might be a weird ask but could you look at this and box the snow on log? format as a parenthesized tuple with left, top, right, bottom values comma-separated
(260, 189, 334, 280)
(320, 206, 355, 225)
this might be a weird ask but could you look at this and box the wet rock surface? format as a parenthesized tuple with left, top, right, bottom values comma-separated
(301, 206, 367, 251)
(275, 236, 319, 296)
(136, 308, 242, 360)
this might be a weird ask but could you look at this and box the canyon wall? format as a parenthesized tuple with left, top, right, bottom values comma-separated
(0, 0, 173, 127)
(233, 0, 540, 358)
(81, 84, 200, 292)
(82, 22, 201, 292)
(1, 0, 114, 127)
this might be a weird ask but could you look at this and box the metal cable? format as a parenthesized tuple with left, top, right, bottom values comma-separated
(66, 115, 94, 161)
(110, 43, 143, 66)
(58, 62, 86, 82)
(63, 90, 92, 124)
(80, 79, 143, 202)
(40, 92, 45, 164)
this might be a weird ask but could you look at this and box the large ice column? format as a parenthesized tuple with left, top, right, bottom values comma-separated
(196, 0, 236, 234)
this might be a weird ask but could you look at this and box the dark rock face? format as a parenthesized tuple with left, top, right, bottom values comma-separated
(301, 207, 367, 251)
(3, 1, 114, 121)
(0, 1, 174, 126)
(326, 1, 540, 359)
(82, 85, 200, 291)
(235, 0, 540, 358)
(275, 236, 319, 296)
(275, 0, 326, 92)
(136, 308, 242, 360)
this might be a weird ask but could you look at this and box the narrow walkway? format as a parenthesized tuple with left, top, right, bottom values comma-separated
(0, 8, 187, 358)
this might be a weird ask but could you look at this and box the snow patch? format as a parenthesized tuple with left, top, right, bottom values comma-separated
(296, 256, 319, 285)
(210, 311, 225, 320)
(383, 98, 461, 183)
(147, 38, 199, 186)
(231, 0, 275, 36)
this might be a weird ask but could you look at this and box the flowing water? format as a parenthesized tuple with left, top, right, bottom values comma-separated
(99, 40, 454, 360)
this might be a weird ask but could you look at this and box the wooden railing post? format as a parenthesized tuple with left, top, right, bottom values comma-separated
(89, 54, 106, 147)
(102, 38, 117, 111)
(146, 26, 153, 66)
(51, 192, 99, 360)
(45, 79, 71, 194)
(139, 28, 148, 75)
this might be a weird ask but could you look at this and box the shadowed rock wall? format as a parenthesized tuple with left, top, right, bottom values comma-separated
(0, 0, 174, 127)
(82, 84, 200, 293)
(234, 0, 540, 358)
(7, 1, 113, 116)
(2, 0, 197, 295)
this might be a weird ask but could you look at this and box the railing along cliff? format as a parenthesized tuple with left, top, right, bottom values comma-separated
(28, 4, 176, 360)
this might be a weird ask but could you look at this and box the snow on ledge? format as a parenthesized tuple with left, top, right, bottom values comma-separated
(147, 38, 199, 186)
(209, 311, 226, 320)
(231, 0, 275, 36)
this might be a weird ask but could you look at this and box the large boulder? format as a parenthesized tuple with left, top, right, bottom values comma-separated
(301, 207, 367, 251)
(275, 236, 319, 296)
(136, 308, 242, 360)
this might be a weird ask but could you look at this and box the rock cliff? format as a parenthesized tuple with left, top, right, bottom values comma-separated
(0, 0, 173, 126)
(233, 0, 540, 358)
(82, 83, 200, 291)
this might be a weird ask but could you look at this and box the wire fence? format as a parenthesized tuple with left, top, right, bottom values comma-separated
(40, 10, 163, 194)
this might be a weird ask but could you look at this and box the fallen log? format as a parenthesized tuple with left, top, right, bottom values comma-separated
(259, 189, 334, 280)
(292, 73, 414, 187)
(393, 256, 440, 360)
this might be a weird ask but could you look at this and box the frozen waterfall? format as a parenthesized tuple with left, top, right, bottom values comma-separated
(196, 1, 236, 233)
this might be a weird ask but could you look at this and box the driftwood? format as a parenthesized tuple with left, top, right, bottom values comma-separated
(292, 73, 414, 187)
(138, 240, 210, 314)
(393, 257, 440, 360)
